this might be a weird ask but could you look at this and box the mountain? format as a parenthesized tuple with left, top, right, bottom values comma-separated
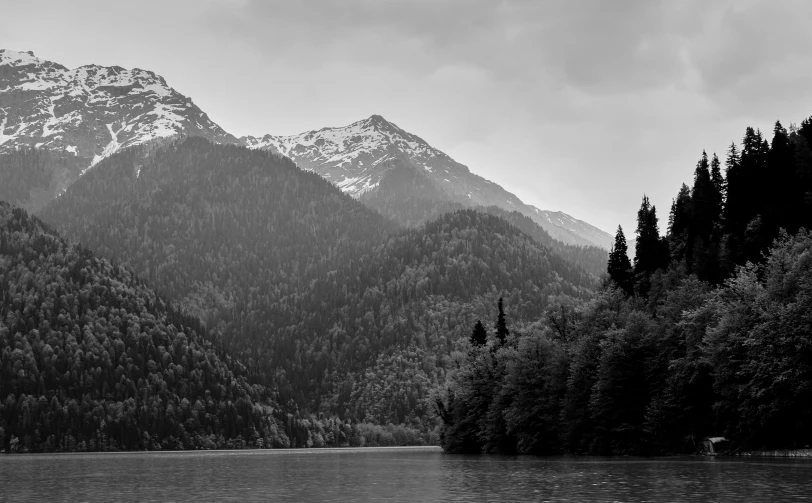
(528, 207, 616, 252)
(0, 49, 236, 199)
(360, 163, 608, 277)
(242, 115, 613, 249)
(1, 49, 611, 249)
(38, 138, 598, 427)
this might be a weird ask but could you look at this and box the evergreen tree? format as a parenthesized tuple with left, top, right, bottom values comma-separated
(710, 153, 725, 220)
(607, 225, 633, 296)
(792, 123, 812, 226)
(470, 320, 487, 346)
(768, 121, 795, 232)
(495, 298, 509, 346)
(633, 195, 663, 296)
(667, 184, 692, 263)
(688, 151, 717, 279)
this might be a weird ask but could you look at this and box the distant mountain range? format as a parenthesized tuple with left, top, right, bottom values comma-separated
(0, 49, 612, 249)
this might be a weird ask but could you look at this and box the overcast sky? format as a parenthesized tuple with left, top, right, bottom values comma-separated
(4, 0, 812, 235)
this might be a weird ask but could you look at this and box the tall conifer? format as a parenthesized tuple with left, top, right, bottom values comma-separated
(710, 153, 724, 219)
(495, 298, 509, 346)
(470, 320, 487, 346)
(608, 225, 633, 296)
(667, 184, 692, 263)
(634, 195, 663, 296)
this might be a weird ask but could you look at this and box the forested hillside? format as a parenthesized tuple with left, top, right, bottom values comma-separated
(361, 162, 608, 277)
(0, 202, 432, 453)
(359, 161, 465, 227)
(0, 149, 85, 213)
(439, 116, 812, 455)
(37, 138, 597, 429)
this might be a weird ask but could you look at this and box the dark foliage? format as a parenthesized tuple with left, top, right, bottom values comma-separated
(441, 111, 812, 455)
(0, 148, 86, 213)
(607, 226, 633, 295)
(470, 320, 487, 346)
(0, 201, 433, 453)
(439, 231, 812, 454)
(37, 138, 597, 430)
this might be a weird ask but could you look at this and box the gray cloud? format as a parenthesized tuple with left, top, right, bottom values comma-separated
(208, 0, 703, 94)
(4, 0, 812, 233)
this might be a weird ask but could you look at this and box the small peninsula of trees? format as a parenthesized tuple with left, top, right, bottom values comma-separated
(438, 116, 812, 454)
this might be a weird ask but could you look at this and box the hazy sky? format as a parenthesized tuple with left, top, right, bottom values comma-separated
(3, 0, 812, 235)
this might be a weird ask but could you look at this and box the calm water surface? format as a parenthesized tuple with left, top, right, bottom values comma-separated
(1, 446, 810, 502)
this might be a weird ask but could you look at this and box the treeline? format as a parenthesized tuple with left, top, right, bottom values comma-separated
(0, 202, 430, 453)
(608, 119, 812, 295)
(439, 230, 812, 454)
(438, 117, 812, 454)
(37, 138, 597, 429)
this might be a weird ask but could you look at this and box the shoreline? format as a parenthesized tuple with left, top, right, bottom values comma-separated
(728, 449, 812, 458)
(0, 445, 444, 457)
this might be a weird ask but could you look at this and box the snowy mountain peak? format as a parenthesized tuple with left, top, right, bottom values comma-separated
(242, 115, 612, 249)
(241, 114, 458, 195)
(0, 49, 55, 68)
(0, 49, 236, 173)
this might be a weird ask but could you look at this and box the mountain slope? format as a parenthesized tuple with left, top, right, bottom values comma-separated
(38, 138, 597, 426)
(528, 207, 616, 251)
(243, 114, 613, 249)
(360, 162, 608, 277)
(1, 48, 611, 249)
(0, 201, 304, 452)
(0, 49, 236, 195)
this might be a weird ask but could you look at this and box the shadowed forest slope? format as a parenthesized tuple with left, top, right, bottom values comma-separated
(37, 138, 597, 426)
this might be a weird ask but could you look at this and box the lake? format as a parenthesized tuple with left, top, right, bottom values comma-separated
(1, 446, 810, 502)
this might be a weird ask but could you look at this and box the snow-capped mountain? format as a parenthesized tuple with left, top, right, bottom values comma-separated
(0, 49, 236, 175)
(241, 114, 520, 205)
(0, 49, 611, 249)
(242, 115, 613, 249)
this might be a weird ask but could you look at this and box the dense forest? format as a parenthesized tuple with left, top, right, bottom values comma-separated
(0, 202, 432, 453)
(35, 138, 598, 430)
(438, 117, 812, 454)
(0, 148, 85, 213)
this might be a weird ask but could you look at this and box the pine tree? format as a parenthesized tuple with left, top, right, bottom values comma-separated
(768, 121, 795, 232)
(470, 320, 487, 346)
(689, 151, 717, 278)
(739, 128, 770, 263)
(667, 184, 692, 263)
(792, 122, 812, 230)
(495, 298, 509, 346)
(634, 195, 663, 295)
(710, 153, 724, 219)
(608, 225, 633, 296)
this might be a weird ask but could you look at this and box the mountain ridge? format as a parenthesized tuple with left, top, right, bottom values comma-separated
(0, 49, 237, 184)
(242, 114, 613, 249)
(1, 48, 611, 249)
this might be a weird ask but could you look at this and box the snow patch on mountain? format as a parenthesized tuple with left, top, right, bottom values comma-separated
(243, 114, 612, 249)
(0, 49, 237, 171)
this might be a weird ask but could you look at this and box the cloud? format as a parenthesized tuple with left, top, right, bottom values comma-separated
(207, 0, 702, 93)
(5, 0, 812, 234)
